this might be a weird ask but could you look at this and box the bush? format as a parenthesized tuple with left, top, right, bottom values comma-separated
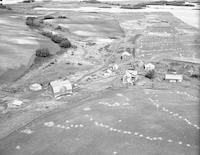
(145, 70, 155, 79)
(132, 4, 146, 9)
(58, 16, 67, 19)
(146, 1, 166, 5)
(120, 4, 146, 9)
(26, 17, 35, 26)
(0, 4, 12, 10)
(35, 48, 51, 57)
(41, 31, 53, 38)
(26, 17, 42, 27)
(99, 6, 111, 8)
(7, 7, 12, 10)
(83, 0, 101, 3)
(190, 74, 200, 79)
(55, 25, 63, 30)
(0, 5, 7, 9)
(51, 35, 65, 43)
(59, 39, 71, 48)
(43, 15, 55, 20)
(166, 1, 185, 6)
(31, 5, 43, 9)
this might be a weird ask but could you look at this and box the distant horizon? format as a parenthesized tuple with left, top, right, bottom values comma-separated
(2, 0, 43, 4)
(2, 0, 195, 5)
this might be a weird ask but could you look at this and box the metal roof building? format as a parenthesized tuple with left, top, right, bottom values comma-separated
(165, 74, 183, 82)
(50, 79, 72, 99)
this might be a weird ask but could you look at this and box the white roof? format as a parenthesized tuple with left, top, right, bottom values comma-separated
(50, 79, 72, 98)
(165, 74, 183, 80)
(113, 64, 119, 69)
(122, 51, 131, 56)
(145, 63, 155, 70)
(145, 63, 155, 67)
(126, 70, 137, 76)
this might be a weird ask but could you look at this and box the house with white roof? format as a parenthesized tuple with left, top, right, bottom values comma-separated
(120, 51, 132, 61)
(145, 63, 155, 71)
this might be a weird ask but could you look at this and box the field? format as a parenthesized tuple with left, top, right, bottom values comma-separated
(0, 1, 199, 155)
(0, 10, 59, 84)
(0, 87, 199, 155)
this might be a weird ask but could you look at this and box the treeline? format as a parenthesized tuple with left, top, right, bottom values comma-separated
(26, 15, 71, 58)
(106, 1, 195, 10)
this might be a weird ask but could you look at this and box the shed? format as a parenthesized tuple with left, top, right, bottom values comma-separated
(165, 74, 183, 82)
(50, 79, 72, 98)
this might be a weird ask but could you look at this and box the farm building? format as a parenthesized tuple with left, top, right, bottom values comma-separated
(165, 74, 183, 82)
(123, 69, 138, 85)
(50, 79, 72, 99)
(120, 51, 132, 61)
(145, 63, 155, 71)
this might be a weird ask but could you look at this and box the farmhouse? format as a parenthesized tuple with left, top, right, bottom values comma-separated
(123, 69, 138, 85)
(145, 63, 155, 71)
(120, 51, 132, 61)
(165, 74, 183, 82)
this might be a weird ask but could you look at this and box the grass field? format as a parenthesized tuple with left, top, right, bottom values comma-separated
(0, 1, 199, 155)
(0, 87, 199, 155)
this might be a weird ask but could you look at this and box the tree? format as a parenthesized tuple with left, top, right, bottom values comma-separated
(59, 40, 71, 48)
(35, 48, 50, 57)
(145, 70, 155, 79)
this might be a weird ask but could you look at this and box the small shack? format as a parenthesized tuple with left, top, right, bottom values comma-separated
(165, 74, 183, 82)
(123, 69, 138, 85)
(50, 79, 72, 98)
(112, 64, 119, 71)
(103, 69, 113, 77)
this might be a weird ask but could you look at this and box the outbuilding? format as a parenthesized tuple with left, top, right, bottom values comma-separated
(50, 79, 72, 99)
(112, 64, 119, 70)
(165, 74, 183, 82)
(123, 69, 138, 85)
(145, 63, 155, 71)
(120, 51, 132, 61)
